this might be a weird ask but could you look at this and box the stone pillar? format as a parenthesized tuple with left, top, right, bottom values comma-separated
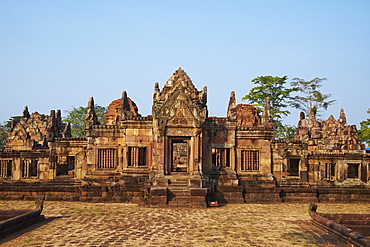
(230, 145, 236, 172)
(337, 160, 345, 182)
(75, 151, 86, 179)
(13, 157, 21, 180)
(86, 137, 96, 173)
(361, 161, 367, 182)
(163, 136, 168, 174)
(300, 157, 308, 182)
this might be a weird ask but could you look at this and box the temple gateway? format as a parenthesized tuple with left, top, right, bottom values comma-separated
(1, 68, 369, 207)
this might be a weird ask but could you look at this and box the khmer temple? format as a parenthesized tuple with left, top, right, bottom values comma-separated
(1, 68, 369, 206)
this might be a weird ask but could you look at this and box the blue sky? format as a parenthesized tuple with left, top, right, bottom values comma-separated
(1, 1, 369, 127)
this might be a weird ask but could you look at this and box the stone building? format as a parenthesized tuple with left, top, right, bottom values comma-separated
(1, 68, 369, 206)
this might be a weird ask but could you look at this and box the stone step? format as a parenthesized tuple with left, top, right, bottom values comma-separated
(168, 196, 191, 204)
(168, 186, 190, 192)
(168, 201, 191, 207)
(283, 197, 318, 203)
(169, 190, 190, 196)
(169, 181, 188, 186)
(278, 179, 311, 188)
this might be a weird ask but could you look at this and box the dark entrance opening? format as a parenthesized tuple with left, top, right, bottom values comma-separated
(57, 156, 75, 176)
(171, 139, 188, 173)
(348, 163, 359, 179)
(289, 159, 300, 177)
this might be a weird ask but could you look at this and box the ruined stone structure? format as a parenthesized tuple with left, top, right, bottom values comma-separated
(1, 68, 369, 206)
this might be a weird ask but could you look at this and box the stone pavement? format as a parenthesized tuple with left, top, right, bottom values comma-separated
(1, 201, 368, 246)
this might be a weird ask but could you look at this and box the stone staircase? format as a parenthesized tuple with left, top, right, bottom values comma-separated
(280, 187, 319, 202)
(167, 178, 191, 207)
(149, 175, 208, 207)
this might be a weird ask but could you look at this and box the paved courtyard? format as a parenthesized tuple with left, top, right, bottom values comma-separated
(1, 200, 368, 246)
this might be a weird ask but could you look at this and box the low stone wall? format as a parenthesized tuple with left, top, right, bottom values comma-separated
(0, 209, 44, 238)
(309, 204, 370, 247)
(0, 183, 147, 204)
(317, 188, 370, 202)
(244, 187, 282, 203)
(1, 183, 370, 205)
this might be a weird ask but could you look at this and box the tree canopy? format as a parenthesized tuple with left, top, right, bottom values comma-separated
(243, 75, 335, 140)
(0, 116, 22, 150)
(0, 122, 9, 150)
(358, 108, 370, 147)
(64, 105, 107, 137)
(242, 75, 295, 124)
(290, 77, 336, 118)
(242, 76, 297, 138)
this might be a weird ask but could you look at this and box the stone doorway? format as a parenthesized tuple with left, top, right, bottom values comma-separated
(171, 139, 189, 173)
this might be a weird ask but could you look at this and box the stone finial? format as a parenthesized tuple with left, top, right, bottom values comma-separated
(87, 96, 95, 112)
(227, 91, 236, 119)
(122, 91, 130, 111)
(261, 97, 271, 124)
(56, 109, 61, 119)
(202, 86, 207, 105)
(47, 110, 61, 141)
(50, 110, 56, 119)
(300, 111, 305, 120)
(338, 108, 347, 124)
(62, 122, 72, 138)
(153, 82, 160, 101)
(85, 96, 99, 127)
(56, 109, 62, 128)
(154, 82, 160, 93)
(22, 106, 30, 118)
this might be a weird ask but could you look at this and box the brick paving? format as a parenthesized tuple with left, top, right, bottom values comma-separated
(1, 201, 368, 246)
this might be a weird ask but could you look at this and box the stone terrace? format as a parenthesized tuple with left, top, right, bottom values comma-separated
(1, 201, 369, 246)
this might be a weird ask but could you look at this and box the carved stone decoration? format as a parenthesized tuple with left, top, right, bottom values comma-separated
(46, 110, 63, 141)
(152, 68, 208, 135)
(226, 92, 271, 129)
(6, 108, 66, 150)
(85, 96, 100, 128)
(104, 92, 141, 125)
(209, 125, 228, 144)
(233, 104, 261, 127)
(297, 108, 362, 151)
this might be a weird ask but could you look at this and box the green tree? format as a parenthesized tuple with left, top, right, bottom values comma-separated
(0, 122, 9, 150)
(0, 116, 22, 149)
(358, 109, 370, 147)
(64, 105, 107, 137)
(290, 77, 336, 117)
(275, 124, 297, 141)
(242, 75, 297, 134)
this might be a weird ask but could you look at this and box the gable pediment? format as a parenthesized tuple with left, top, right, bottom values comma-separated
(152, 68, 208, 135)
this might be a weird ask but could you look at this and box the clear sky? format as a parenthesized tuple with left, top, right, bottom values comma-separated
(1, 1, 369, 127)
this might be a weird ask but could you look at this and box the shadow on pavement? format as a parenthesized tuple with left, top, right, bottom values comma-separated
(0, 216, 69, 244)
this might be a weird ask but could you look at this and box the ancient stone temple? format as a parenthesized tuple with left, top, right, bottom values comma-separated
(0, 68, 369, 206)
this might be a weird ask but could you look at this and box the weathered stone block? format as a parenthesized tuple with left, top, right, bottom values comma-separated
(190, 188, 207, 196)
(150, 187, 167, 196)
(189, 179, 201, 188)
